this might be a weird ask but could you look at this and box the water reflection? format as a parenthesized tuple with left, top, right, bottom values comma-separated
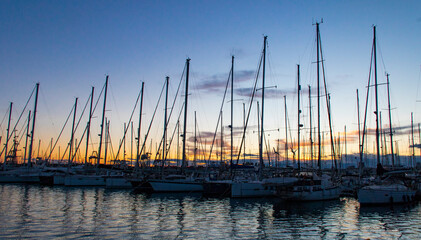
(0, 184, 421, 239)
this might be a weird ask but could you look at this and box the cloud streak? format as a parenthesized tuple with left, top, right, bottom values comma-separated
(195, 70, 255, 93)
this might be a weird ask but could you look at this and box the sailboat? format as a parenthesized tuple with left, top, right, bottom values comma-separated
(63, 77, 109, 186)
(277, 21, 341, 201)
(0, 83, 41, 184)
(357, 26, 416, 205)
(141, 59, 205, 193)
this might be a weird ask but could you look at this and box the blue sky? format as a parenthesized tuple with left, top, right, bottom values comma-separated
(1, 0, 420, 162)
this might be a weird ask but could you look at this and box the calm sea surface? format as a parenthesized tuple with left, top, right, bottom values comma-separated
(0, 184, 420, 239)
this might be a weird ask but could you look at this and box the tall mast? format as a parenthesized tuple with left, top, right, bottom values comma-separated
(221, 110, 223, 163)
(231, 56, 234, 169)
(131, 122, 133, 165)
(411, 112, 415, 168)
(284, 95, 288, 166)
(309, 86, 313, 168)
(85, 87, 94, 165)
(97, 76, 109, 168)
(177, 120, 180, 167)
(297, 64, 301, 170)
(3, 102, 12, 170)
(344, 126, 347, 167)
(243, 102, 246, 163)
(68, 97, 78, 170)
(419, 123, 421, 165)
(373, 26, 381, 170)
(386, 73, 395, 167)
(24, 111, 31, 165)
(123, 123, 126, 162)
(357, 89, 362, 167)
(182, 58, 190, 171)
(104, 119, 109, 165)
(135, 82, 144, 172)
(316, 22, 322, 172)
(163, 77, 169, 166)
(259, 36, 267, 178)
(194, 111, 197, 166)
(28, 83, 40, 168)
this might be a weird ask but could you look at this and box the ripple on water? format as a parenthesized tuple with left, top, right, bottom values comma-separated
(1, 184, 421, 239)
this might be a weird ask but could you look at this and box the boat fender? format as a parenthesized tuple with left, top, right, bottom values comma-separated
(389, 196, 394, 204)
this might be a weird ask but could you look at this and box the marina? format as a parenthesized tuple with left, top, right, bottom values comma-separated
(1, 1, 421, 239)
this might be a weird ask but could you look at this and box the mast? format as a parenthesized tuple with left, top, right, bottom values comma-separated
(28, 83, 40, 168)
(182, 58, 190, 171)
(163, 77, 169, 167)
(284, 95, 288, 166)
(221, 110, 223, 163)
(135, 82, 144, 172)
(243, 102, 246, 163)
(259, 36, 267, 178)
(131, 121, 133, 166)
(419, 123, 421, 165)
(97, 76, 109, 168)
(316, 22, 322, 172)
(23, 111, 31, 166)
(309, 86, 313, 168)
(231, 56, 234, 170)
(104, 119, 109, 165)
(373, 26, 381, 171)
(177, 120, 180, 167)
(357, 89, 363, 168)
(344, 126, 347, 167)
(386, 73, 395, 167)
(123, 123, 126, 162)
(297, 64, 302, 170)
(411, 112, 415, 168)
(194, 111, 197, 166)
(85, 87, 94, 165)
(3, 102, 12, 170)
(68, 97, 78, 171)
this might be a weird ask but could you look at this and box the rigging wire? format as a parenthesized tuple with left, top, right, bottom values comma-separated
(235, 41, 264, 164)
(113, 83, 143, 161)
(0, 86, 35, 157)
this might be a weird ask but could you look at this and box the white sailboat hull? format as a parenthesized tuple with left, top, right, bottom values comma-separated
(358, 184, 416, 205)
(64, 175, 106, 186)
(231, 182, 275, 198)
(288, 186, 341, 201)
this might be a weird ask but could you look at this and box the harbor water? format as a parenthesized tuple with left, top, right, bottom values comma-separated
(1, 184, 420, 239)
